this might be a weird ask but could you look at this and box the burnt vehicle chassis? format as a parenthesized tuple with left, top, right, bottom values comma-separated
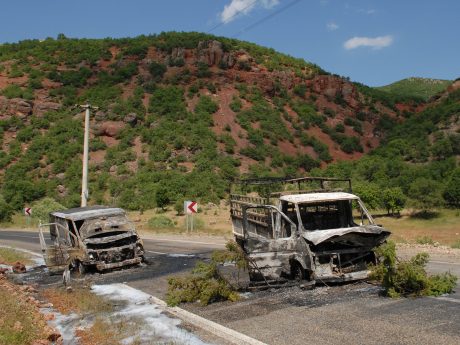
(38, 206, 145, 274)
(230, 177, 390, 285)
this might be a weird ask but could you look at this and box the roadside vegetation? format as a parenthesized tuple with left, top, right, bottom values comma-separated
(0, 280, 47, 345)
(166, 241, 246, 306)
(0, 247, 33, 265)
(369, 241, 457, 298)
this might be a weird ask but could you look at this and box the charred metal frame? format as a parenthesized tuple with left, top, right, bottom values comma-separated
(38, 207, 144, 273)
(230, 176, 390, 285)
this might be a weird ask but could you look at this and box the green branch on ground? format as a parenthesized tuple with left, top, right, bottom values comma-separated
(166, 240, 248, 306)
(369, 241, 457, 298)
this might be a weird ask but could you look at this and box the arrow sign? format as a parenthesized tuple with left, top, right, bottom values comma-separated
(185, 201, 198, 214)
(24, 207, 32, 216)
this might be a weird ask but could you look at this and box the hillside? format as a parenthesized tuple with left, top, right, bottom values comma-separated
(318, 79, 460, 209)
(0, 32, 454, 212)
(376, 77, 452, 102)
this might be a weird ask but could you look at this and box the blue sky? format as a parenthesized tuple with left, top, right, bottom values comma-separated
(0, 0, 458, 86)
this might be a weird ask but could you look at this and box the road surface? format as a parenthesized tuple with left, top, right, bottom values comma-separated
(1, 229, 460, 345)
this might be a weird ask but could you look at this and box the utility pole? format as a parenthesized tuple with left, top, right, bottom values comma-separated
(79, 104, 98, 207)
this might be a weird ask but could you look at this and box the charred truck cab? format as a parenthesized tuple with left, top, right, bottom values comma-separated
(38, 206, 145, 274)
(230, 177, 390, 284)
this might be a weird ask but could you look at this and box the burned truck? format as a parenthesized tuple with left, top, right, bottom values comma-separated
(38, 206, 145, 274)
(230, 177, 390, 284)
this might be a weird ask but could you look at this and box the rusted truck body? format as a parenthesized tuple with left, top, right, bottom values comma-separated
(230, 177, 390, 284)
(38, 206, 145, 274)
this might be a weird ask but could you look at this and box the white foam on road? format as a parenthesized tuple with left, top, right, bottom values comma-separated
(91, 283, 210, 345)
(42, 308, 82, 345)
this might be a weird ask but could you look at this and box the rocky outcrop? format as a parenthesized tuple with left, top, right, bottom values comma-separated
(124, 112, 137, 126)
(196, 40, 236, 68)
(310, 75, 360, 109)
(94, 121, 125, 137)
(0, 96, 33, 119)
(33, 101, 61, 117)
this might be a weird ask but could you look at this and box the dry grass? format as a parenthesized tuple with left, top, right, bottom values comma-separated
(376, 209, 460, 246)
(129, 203, 233, 237)
(41, 286, 113, 315)
(0, 247, 33, 265)
(0, 282, 46, 345)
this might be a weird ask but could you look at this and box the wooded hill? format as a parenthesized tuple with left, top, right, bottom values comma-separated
(0, 32, 458, 214)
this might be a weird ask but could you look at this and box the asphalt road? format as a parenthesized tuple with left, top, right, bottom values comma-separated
(1, 229, 460, 345)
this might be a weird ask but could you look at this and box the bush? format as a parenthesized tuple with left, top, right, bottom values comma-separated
(148, 62, 167, 81)
(31, 197, 66, 222)
(0, 195, 13, 222)
(147, 215, 175, 229)
(369, 241, 457, 297)
(415, 236, 435, 245)
(166, 241, 246, 306)
(1, 84, 24, 99)
(443, 168, 460, 207)
(382, 187, 406, 215)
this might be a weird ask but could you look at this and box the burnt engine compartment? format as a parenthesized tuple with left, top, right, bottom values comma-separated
(309, 233, 384, 275)
(84, 231, 141, 263)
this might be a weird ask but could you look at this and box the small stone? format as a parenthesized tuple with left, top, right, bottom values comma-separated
(43, 313, 55, 321)
(12, 262, 26, 273)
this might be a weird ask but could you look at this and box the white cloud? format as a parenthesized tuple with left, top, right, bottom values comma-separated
(220, 0, 279, 24)
(327, 22, 339, 31)
(343, 35, 393, 50)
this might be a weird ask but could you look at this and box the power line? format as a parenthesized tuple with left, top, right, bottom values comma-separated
(207, 0, 260, 33)
(233, 0, 302, 38)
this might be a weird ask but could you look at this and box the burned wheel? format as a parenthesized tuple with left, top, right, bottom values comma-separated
(77, 261, 87, 275)
(291, 263, 305, 282)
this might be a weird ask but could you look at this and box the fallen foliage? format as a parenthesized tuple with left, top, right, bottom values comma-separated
(166, 240, 247, 306)
(370, 241, 458, 297)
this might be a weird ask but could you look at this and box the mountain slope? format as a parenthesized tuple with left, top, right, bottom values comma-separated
(376, 77, 452, 102)
(0, 32, 427, 210)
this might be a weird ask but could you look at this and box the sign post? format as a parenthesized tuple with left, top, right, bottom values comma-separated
(24, 207, 32, 226)
(184, 201, 198, 232)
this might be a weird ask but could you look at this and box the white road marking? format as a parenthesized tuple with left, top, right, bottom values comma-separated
(147, 250, 195, 257)
(429, 260, 460, 266)
(147, 250, 169, 255)
(430, 296, 460, 304)
(146, 238, 225, 247)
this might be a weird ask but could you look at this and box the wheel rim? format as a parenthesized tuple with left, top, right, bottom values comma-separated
(293, 265, 303, 281)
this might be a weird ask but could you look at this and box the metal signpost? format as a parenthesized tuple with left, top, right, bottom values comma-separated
(24, 207, 32, 226)
(184, 201, 198, 232)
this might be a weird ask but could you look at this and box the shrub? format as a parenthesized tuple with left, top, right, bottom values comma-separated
(147, 215, 175, 229)
(148, 61, 167, 81)
(335, 123, 345, 133)
(229, 96, 242, 112)
(196, 62, 211, 78)
(166, 241, 246, 306)
(1, 84, 24, 98)
(0, 195, 13, 222)
(382, 187, 406, 215)
(443, 168, 460, 207)
(408, 178, 444, 211)
(416, 236, 435, 245)
(31, 197, 66, 222)
(369, 241, 457, 297)
(293, 84, 307, 98)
